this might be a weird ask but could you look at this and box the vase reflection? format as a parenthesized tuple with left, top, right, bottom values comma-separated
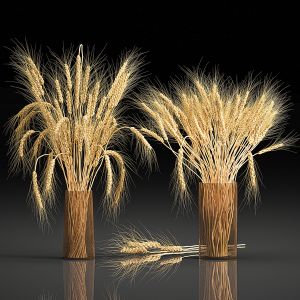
(63, 260, 95, 300)
(199, 259, 237, 300)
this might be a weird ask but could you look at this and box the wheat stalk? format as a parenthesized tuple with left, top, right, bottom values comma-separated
(247, 152, 257, 190)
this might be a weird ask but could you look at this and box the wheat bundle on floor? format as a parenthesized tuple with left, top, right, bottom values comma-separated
(8, 43, 153, 223)
(137, 72, 295, 204)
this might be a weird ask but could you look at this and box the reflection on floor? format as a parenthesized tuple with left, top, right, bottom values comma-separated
(199, 260, 237, 300)
(63, 260, 95, 300)
(37, 258, 238, 300)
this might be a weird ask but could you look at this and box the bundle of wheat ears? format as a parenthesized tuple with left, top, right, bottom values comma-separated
(100, 226, 245, 280)
(138, 74, 294, 203)
(8, 44, 156, 223)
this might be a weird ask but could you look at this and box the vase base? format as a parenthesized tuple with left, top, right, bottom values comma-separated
(63, 256, 95, 260)
(200, 256, 237, 260)
(199, 244, 237, 259)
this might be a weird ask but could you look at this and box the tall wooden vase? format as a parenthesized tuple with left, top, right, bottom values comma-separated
(63, 191, 95, 259)
(199, 183, 237, 258)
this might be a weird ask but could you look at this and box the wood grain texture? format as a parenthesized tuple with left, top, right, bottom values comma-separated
(63, 191, 95, 259)
(200, 260, 237, 300)
(199, 183, 237, 258)
(63, 260, 95, 300)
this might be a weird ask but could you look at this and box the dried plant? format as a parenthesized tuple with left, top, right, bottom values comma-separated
(137, 72, 296, 205)
(8, 43, 154, 223)
(100, 227, 244, 281)
(102, 226, 195, 255)
(102, 226, 245, 257)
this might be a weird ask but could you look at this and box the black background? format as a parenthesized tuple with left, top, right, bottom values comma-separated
(0, 1, 299, 299)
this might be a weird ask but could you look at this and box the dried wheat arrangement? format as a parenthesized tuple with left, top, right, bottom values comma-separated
(136, 72, 295, 258)
(7, 43, 154, 258)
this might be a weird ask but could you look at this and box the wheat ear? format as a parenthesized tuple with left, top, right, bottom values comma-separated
(176, 147, 186, 196)
(104, 155, 113, 196)
(19, 130, 36, 158)
(105, 150, 126, 211)
(257, 143, 284, 155)
(159, 257, 183, 266)
(130, 127, 152, 150)
(247, 152, 257, 189)
(140, 128, 164, 144)
(32, 171, 44, 210)
(120, 246, 148, 254)
(54, 117, 68, 135)
(74, 54, 81, 109)
(55, 79, 64, 103)
(44, 155, 56, 195)
(64, 63, 72, 91)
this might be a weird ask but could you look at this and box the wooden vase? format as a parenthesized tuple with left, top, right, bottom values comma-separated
(63, 191, 95, 259)
(199, 183, 237, 258)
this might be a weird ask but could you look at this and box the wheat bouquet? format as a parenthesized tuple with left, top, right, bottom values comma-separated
(8, 44, 154, 259)
(137, 72, 294, 258)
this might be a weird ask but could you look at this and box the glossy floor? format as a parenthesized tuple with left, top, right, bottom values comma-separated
(1, 247, 299, 299)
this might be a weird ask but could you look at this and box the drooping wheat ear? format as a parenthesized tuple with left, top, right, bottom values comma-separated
(247, 152, 257, 190)
(140, 128, 164, 144)
(176, 147, 187, 197)
(129, 127, 157, 170)
(19, 130, 36, 158)
(44, 155, 56, 195)
(33, 129, 48, 157)
(105, 150, 126, 211)
(157, 116, 168, 141)
(130, 127, 152, 150)
(120, 246, 148, 254)
(32, 171, 44, 211)
(104, 155, 113, 196)
(257, 143, 284, 155)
